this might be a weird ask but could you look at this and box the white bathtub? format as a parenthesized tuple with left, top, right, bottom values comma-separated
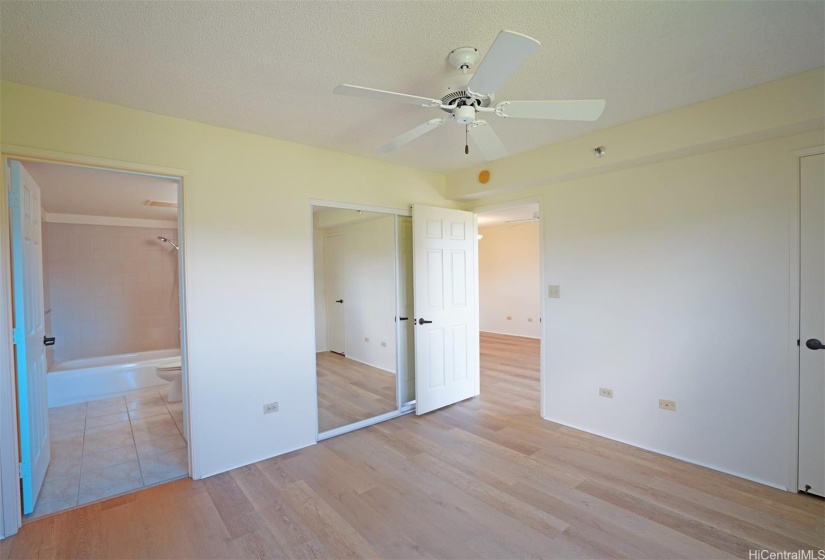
(48, 349, 181, 407)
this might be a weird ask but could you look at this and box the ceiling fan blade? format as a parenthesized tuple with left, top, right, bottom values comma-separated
(376, 119, 445, 153)
(468, 121, 508, 161)
(497, 99, 606, 121)
(334, 84, 443, 108)
(466, 30, 540, 97)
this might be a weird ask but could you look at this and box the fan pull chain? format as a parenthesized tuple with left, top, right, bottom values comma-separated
(465, 125, 469, 155)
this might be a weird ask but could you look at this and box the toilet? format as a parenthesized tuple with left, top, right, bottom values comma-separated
(156, 358, 183, 403)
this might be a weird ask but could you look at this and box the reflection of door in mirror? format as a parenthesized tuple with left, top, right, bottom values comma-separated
(313, 206, 403, 435)
(397, 216, 415, 405)
(325, 234, 345, 355)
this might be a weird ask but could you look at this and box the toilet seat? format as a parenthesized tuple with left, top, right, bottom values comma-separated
(157, 359, 182, 371)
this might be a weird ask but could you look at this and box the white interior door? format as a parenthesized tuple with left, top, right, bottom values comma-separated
(799, 152, 825, 496)
(397, 216, 415, 404)
(325, 233, 346, 355)
(9, 161, 50, 514)
(413, 205, 479, 415)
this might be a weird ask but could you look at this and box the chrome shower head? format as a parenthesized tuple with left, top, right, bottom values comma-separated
(157, 236, 179, 251)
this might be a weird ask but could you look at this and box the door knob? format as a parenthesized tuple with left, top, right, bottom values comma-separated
(418, 318, 433, 325)
(806, 338, 825, 350)
(335, 299, 343, 303)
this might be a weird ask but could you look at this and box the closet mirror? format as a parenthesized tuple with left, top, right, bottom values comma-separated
(313, 204, 414, 437)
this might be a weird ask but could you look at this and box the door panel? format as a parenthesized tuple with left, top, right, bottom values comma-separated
(325, 234, 345, 355)
(10, 161, 50, 514)
(413, 205, 479, 415)
(799, 153, 824, 496)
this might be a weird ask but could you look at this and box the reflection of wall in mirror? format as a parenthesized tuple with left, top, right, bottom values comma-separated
(313, 214, 397, 373)
(313, 227, 328, 352)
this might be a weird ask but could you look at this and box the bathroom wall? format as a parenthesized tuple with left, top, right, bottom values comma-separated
(45, 222, 180, 362)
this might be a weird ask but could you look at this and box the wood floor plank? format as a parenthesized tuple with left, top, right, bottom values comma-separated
(3, 332, 823, 559)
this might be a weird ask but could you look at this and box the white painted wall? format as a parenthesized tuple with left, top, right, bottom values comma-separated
(473, 130, 824, 489)
(478, 222, 540, 338)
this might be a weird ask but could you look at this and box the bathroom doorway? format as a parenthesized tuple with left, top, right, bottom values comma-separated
(2, 156, 190, 521)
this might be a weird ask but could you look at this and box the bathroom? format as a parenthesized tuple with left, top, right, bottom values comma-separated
(8, 159, 188, 518)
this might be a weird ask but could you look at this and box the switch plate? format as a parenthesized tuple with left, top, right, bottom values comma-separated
(506, 316, 512, 320)
(263, 402, 279, 414)
(381, 341, 387, 348)
(599, 387, 613, 399)
(548, 285, 560, 298)
(364, 337, 369, 343)
(527, 318, 533, 323)
(659, 399, 676, 411)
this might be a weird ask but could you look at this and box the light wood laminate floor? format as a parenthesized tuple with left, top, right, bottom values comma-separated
(317, 351, 397, 433)
(3, 333, 823, 559)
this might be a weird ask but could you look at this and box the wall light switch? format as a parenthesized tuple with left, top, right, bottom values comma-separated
(506, 316, 512, 320)
(381, 341, 387, 347)
(263, 402, 279, 414)
(364, 337, 369, 343)
(599, 387, 614, 399)
(548, 285, 560, 298)
(527, 318, 533, 322)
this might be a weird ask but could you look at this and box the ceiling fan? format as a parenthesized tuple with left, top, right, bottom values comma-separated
(334, 30, 606, 161)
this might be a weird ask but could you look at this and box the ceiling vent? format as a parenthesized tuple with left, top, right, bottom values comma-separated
(145, 200, 177, 208)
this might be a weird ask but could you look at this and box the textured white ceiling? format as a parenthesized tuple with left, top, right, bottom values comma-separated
(23, 161, 178, 221)
(2, 1, 823, 174)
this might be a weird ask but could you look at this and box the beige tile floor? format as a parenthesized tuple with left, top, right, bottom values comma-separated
(27, 387, 188, 519)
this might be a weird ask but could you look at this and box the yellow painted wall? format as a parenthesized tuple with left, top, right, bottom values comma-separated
(1, 81, 452, 477)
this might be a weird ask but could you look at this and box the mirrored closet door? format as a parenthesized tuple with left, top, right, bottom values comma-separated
(313, 205, 414, 438)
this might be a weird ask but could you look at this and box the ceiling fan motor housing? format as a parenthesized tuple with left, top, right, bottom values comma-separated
(440, 72, 494, 110)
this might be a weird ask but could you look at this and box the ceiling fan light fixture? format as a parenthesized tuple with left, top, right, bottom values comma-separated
(454, 105, 475, 124)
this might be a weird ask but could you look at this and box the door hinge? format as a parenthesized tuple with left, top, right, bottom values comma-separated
(12, 327, 22, 345)
(18, 462, 23, 479)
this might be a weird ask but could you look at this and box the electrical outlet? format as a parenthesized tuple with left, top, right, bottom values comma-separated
(527, 318, 533, 322)
(599, 387, 613, 399)
(659, 399, 676, 411)
(548, 285, 560, 298)
(506, 316, 512, 320)
(263, 402, 279, 414)
(381, 341, 387, 347)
